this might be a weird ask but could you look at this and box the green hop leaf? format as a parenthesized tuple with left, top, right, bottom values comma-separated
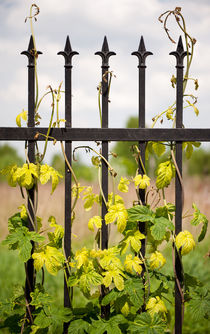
(2, 226, 45, 262)
(191, 203, 208, 242)
(127, 205, 154, 223)
(68, 319, 90, 333)
(156, 160, 175, 189)
(128, 313, 166, 334)
(90, 315, 127, 334)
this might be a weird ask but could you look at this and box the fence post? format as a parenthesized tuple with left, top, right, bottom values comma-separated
(95, 36, 115, 319)
(21, 35, 42, 319)
(170, 36, 187, 334)
(132, 36, 152, 256)
(58, 36, 78, 333)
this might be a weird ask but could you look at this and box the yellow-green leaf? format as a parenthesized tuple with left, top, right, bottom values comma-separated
(14, 163, 38, 189)
(156, 160, 175, 189)
(82, 186, 98, 211)
(175, 230, 195, 255)
(124, 254, 143, 274)
(103, 271, 112, 288)
(18, 204, 28, 220)
(75, 247, 89, 269)
(121, 301, 130, 316)
(120, 230, 145, 254)
(118, 177, 130, 193)
(186, 100, 199, 116)
(105, 204, 128, 233)
(114, 274, 124, 291)
(133, 174, 150, 189)
(149, 251, 166, 270)
(40, 164, 63, 194)
(33, 251, 45, 272)
(152, 142, 166, 157)
(146, 296, 167, 317)
(16, 110, 28, 127)
(33, 246, 65, 275)
(88, 216, 102, 231)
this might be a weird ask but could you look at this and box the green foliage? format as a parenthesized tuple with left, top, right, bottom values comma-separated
(191, 204, 208, 242)
(127, 313, 167, 334)
(89, 314, 127, 334)
(127, 205, 154, 223)
(187, 288, 210, 321)
(68, 319, 90, 334)
(2, 222, 45, 262)
(30, 288, 72, 333)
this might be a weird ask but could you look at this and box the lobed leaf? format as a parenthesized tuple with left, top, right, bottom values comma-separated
(128, 313, 166, 334)
(156, 160, 175, 189)
(127, 205, 154, 223)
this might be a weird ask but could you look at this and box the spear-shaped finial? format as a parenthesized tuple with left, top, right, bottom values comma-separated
(138, 36, 146, 52)
(64, 35, 72, 53)
(21, 35, 42, 65)
(95, 36, 116, 66)
(170, 35, 188, 67)
(132, 36, 152, 67)
(101, 36, 109, 52)
(58, 35, 79, 67)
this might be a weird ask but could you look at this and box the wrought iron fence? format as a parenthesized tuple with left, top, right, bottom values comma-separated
(0, 34, 210, 334)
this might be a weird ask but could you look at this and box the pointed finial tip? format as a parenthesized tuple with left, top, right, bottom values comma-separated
(138, 36, 146, 52)
(177, 35, 184, 52)
(28, 35, 34, 50)
(102, 36, 109, 52)
(64, 35, 72, 52)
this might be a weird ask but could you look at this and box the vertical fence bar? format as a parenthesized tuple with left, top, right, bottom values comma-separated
(58, 37, 78, 333)
(95, 36, 115, 319)
(170, 36, 187, 334)
(132, 37, 152, 257)
(21, 36, 41, 317)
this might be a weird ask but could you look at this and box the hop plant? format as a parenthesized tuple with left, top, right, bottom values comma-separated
(149, 251, 166, 270)
(146, 296, 167, 318)
(175, 230, 195, 255)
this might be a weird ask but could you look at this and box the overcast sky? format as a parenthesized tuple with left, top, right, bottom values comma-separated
(0, 0, 210, 161)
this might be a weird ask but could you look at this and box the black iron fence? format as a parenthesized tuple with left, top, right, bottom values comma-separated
(0, 35, 210, 334)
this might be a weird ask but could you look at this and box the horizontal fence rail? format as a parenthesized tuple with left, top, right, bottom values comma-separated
(0, 34, 210, 334)
(0, 127, 210, 141)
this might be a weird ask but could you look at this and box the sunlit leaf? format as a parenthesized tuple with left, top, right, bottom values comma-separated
(118, 177, 130, 193)
(175, 230, 195, 255)
(33, 245, 65, 275)
(146, 296, 167, 317)
(16, 110, 28, 127)
(156, 160, 175, 189)
(149, 251, 166, 270)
